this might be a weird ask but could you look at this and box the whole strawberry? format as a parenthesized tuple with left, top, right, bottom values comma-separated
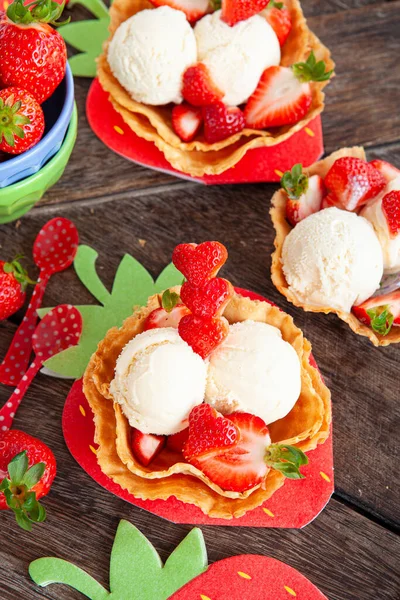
(0, 0, 68, 104)
(0, 255, 35, 320)
(0, 88, 45, 154)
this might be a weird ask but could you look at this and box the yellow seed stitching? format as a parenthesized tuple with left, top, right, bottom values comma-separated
(274, 169, 284, 177)
(79, 405, 86, 417)
(238, 571, 251, 580)
(320, 471, 331, 483)
(200, 595, 211, 600)
(305, 127, 315, 137)
(284, 585, 297, 596)
(114, 125, 124, 135)
(263, 508, 275, 517)
(89, 445, 97, 455)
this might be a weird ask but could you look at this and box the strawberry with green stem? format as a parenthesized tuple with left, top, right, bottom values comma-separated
(0, 255, 36, 320)
(0, 88, 45, 155)
(352, 291, 400, 336)
(281, 163, 324, 226)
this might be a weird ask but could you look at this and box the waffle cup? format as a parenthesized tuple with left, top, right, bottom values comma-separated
(270, 147, 400, 347)
(97, 0, 334, 177)
(83, 288, 331, 519)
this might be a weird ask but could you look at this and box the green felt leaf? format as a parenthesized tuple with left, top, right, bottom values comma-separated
(38, 246, 183, 379)
(69, 0, 109, 20)
(29, 521, 208, 600)
(29, 558, 110, 600)
(68, 52, 98, 78)
(60, 19, 110, 54)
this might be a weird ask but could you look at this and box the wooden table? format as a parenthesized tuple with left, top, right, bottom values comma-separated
(1, 1, 399, 598)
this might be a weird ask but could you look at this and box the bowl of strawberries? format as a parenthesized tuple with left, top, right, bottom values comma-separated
(0, 0, 75, 190)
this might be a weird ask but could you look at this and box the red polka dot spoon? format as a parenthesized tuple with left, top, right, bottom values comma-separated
(0, 218, 79, 386)
(0, 305, 82, 433)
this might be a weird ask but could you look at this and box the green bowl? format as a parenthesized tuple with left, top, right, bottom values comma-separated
(0, 104, 78, 224)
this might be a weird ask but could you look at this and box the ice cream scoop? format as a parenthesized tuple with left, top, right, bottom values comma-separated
(281, 207, 384, 312)
(110, 328, 207, 435)
(361, 177, 400, 274)
(205, 320, 301, 425)
(108, 6, 197, 106)
(195, 10, 280, 106)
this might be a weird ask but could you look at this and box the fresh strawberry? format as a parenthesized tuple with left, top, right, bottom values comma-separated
(0, 88, 44, 154)
(178, 314, 229, 358)
(263, 1, 292, 46)
(382, 190, 400, 237)
(0, 430, 56, 530)
(131, 428, 165, 467)
(182, 64, 223, 107)
(321, 192, 337, 209)
(172, 241, 228, 287)
(172, 103, 202, 142)
(0, 0, 68, 104)
(185, 410, 308, 492)
(203, 102, 245, 143)
(324, 156, 386, 211)
(221, 0, 269, 26)
(369, 159, 400, 183)
(166, 427, 189, 454)
(144, 305, 190, 331)
(180, 278, 233, 318)
(0, 255, 35, 320)
(281, 164, 324, 226)
(148, 0, 210, 23)
(244, 51, 333, 129)
(183, 404, 238, 459)
(352, 291, 400, 336)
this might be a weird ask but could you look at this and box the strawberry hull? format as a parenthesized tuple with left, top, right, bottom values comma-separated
(86, 78, 324, 184)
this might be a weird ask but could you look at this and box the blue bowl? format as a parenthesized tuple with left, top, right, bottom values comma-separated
(0, 64, 74, 188)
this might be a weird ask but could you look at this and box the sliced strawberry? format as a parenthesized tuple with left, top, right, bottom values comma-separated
(178, 314, 229, 359)
(281, 164, 324, 226)
(369, 159, 400, 183)
(166, 427, 189, 454)
(382, 190, 400, 237)
(143, 304, 190, 331)
(244, 52, 332, 129)
(221, 0, 269, 26)
(172, 103, 202, 142)
(352, 291, 400, 336)
(203, 102, 245, 143)
(321, 192, 338, 209)
(149, 0, 210, 22)
(131, 428, 165, 467)
(263, 1, 292, 46)
(324, 157, 386, 211)
(180, 278, 234, 318)
(183, 404, 238, 458)
(185, 411, 308, 492)
(172, 241, 228, 287)
(182, 64, 223, 107)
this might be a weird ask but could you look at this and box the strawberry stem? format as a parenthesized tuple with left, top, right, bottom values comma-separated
(265, 444, 308, 479)
(161, 289, 180, 313)
(367, 305, 394, 336)
(0, 95, 31, 148)
(292, 51, 333, 83)
(281, 164, 309, 200)
(6, 0, 70, 26)
(3, 255, 36, 292)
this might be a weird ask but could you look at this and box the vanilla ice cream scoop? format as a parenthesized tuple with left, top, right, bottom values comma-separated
(195, 10, 280, 106)
(205, 321, 301, 425)
(108, 6, 197, 105)
(282, 207, 384, 312)
(361, 177, 400, 274)
(110, 328, 207, 435)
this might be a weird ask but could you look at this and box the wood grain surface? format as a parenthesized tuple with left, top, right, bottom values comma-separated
(0, 0, 399, 599)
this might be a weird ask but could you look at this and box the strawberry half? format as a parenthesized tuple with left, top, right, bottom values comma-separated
(352, 291, 400, 336)
(149, 0, 210, 23)
(369, 159, 400, 183)
(185, 410, 308, 492)
(382, 190, 400, 237)
(244, 51, 332, 129)
(143, 289, 190, 331)
(281, 164, 324, 226)
(221, 0, 269, 26)
(180, 278, 234, 318)
(182, 64, 223, 107)
(178, 314, 230, 359)
(183, 404, 238, 458)
(172, 103, 202, 142)
(324, 156, 386, 211)
(263, 1, 292, 46)
(0, 87, 44, 155)
(321, 192, 337, 209)
(131, 428, 166, 467)
(172, 241, 228, 287)
(166, 427, 189, 454)
(203, 102, 245, 143)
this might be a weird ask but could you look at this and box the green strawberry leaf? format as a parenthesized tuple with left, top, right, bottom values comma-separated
(8, 451, 28, 485)
(367, 305, 394, 336)
(22, 462, 45, 489)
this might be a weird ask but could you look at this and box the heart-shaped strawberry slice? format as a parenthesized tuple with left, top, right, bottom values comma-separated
(183, 403, 238, 459)
(179, 314, 229, 359)
(180, 278, 234, 319)
(172, 241, 228, 287)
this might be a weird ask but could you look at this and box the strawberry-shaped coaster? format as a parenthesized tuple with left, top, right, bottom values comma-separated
(30, 520, 328, 599)
(0, 217, 79, 386)
(62, 288, 333, 528)
(86, 78, 324, 184)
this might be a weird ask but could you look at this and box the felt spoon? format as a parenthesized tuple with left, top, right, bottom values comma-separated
(0, 218, 79, 386)
(0, 305, 82, 433)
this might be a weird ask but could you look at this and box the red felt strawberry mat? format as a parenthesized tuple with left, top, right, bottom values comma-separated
(86, 78, 324, 184)
(62, 288, 334, 527)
